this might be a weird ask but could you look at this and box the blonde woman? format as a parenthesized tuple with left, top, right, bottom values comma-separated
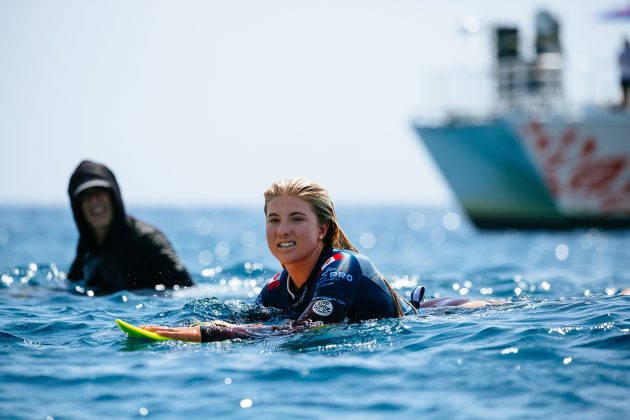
(142, 177, 487, 341)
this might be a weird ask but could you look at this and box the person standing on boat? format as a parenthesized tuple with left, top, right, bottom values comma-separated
(67, 160, 193, 293)
(619, 38, 630, 108)
(141, 177, 490, 342)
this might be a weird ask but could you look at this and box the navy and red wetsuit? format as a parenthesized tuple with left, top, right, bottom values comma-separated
(256, 247, 415, 323)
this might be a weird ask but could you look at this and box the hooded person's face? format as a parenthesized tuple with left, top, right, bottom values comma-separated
(79, 187, 113, 240)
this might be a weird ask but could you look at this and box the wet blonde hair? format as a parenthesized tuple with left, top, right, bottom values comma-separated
(264, 177, 357, 252)
(264, 177, 413, 317)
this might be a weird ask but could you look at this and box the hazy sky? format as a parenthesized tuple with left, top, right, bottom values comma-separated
(1, 0, 628, 206)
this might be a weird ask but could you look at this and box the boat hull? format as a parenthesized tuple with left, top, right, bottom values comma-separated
(415, 116, 630, 229)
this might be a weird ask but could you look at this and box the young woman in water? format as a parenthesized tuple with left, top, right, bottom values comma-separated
(142, 177, 490, 342)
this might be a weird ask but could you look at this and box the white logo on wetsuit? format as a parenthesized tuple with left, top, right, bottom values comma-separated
(312, 300, 334, 317)
(329, 271, 353, 282)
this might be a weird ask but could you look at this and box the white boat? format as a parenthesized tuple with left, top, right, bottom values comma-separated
(414, 10, 630, 229)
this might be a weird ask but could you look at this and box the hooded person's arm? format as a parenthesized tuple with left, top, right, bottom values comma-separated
(67, 242, 85, 281)
(139, 226, 194, 288)
(67, 258, 83, 281)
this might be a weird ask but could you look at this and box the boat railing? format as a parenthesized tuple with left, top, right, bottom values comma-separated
(495, 54, 565, 115)
(416, 58, 621, 124)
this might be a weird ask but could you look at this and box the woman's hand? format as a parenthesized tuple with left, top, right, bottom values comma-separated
(141, 325, 202, 342)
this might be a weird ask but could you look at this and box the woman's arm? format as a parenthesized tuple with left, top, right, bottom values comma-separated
(142, 320, 280, 342)
(141, 325, 202, 342)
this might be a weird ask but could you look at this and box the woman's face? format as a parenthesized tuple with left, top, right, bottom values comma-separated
(265, 195, 328, 268)
(80, 187, 113, 236)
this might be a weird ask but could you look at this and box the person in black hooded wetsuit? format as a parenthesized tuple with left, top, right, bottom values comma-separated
(67, 160, 193, 293)
(141, 177, 489, 342)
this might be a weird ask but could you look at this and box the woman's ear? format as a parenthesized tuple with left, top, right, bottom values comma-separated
(319, 222, 329, 240)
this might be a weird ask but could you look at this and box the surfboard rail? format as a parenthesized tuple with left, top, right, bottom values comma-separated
(115, 319, 171, 341)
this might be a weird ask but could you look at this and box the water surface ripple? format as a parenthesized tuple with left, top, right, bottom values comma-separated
(1, 207, 629, 419)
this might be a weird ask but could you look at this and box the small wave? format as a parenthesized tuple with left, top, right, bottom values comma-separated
(181, 297, 282, 324)
(0, 331, 23, 344)
(573, 334, 630, 350)
(274, 319, 408, 354)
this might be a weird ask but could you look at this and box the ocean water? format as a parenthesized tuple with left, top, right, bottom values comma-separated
(1, 206, 629, 419)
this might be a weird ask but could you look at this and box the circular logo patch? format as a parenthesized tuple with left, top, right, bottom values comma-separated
(312, 299, 334, 317)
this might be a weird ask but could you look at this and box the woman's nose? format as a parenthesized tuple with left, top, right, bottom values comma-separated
(278, 221, 291, 236)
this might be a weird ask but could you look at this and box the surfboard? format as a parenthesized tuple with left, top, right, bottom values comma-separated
(115, 319, 172, 341)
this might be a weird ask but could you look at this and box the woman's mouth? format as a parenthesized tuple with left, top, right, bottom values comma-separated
(278, 241, 296, 249)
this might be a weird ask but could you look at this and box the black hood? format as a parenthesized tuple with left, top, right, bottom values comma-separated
(68, 160, 127, 246)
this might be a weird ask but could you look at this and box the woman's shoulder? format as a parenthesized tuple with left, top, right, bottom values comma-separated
(260, 271, 290, 295)
(324, 248, 361, 266)
(325, 249, 377, 274)
(337, 248, 377, 262)
(329, 248, 363, 260)
(256, 271, 288, 306)
(263, 271, 284, 288)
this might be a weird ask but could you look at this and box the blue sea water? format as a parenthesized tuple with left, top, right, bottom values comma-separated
(1, 206, 629, 419)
